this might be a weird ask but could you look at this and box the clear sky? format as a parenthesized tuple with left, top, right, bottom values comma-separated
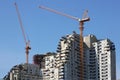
(0, 0, 120, 79)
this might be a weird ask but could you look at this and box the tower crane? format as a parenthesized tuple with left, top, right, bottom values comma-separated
(39, 6, 90, 80)
(14, 2, 31, 64)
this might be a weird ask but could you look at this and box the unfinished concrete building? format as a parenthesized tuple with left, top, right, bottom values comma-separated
(3, 63, 42, 80)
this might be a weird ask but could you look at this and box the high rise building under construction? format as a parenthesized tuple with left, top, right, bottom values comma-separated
(4, 32, 116, 80)
(33, 32, 116, 80)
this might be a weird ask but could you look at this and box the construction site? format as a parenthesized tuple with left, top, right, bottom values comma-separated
(2, 2, 116, 80)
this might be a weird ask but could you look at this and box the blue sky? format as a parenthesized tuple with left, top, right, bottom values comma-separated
(0, 0, 120, 79)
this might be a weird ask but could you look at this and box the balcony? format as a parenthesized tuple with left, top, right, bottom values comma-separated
(59, 72, 64, 76)
(60, 54, 66, 57)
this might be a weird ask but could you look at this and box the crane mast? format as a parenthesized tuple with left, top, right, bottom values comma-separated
(14, 2, 31, 64)
(79, 10, 90, 80)
(39, 6, 90, 80)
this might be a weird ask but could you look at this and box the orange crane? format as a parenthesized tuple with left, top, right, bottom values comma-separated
(39, 6, 90, 80)
(14, 2, 31, 64)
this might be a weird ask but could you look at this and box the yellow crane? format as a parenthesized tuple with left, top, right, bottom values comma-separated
(14, 2, 31, 64)
(39, 6, 90, 80)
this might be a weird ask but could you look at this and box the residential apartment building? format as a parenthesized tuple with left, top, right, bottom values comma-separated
(56, 32, 80, 80)
(92, 39, 116, 80)
(33, 32, 116, 80)
(83, 34, 116, 80)
(33, 32, 81, 80)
